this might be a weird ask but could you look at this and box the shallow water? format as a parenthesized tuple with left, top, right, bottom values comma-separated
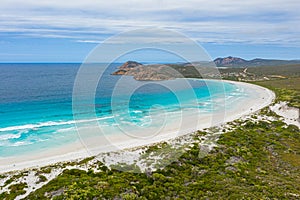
(0, 63, 246, 157)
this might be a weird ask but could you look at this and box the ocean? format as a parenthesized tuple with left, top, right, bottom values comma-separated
(0, 63, 245, 157)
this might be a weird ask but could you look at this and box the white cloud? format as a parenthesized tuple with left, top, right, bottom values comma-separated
(1, 0, 299, 15)
(0, 0, 299, 46)
(76, 40, 101, 43)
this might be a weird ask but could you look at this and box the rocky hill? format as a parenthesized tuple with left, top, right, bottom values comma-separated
(112, 61, 219, 81)
(214, 56, 247, 67)
(112, 61, 143, 75)
(214, 56, 300, 67)
(112, 61, 177, 81)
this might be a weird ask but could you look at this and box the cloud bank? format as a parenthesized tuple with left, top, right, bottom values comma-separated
(0, 0, 299, 46)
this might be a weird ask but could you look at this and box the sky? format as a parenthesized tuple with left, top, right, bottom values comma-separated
(0, 0, 299, 62)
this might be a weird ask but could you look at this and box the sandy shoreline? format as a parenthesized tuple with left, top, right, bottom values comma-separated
(0, 80, 275, 173)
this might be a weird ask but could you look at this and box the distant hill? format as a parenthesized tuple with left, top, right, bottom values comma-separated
(214, 57, 247, 67)
(112, 61, 206, 81)
(112, 57, 300, 81)
(214, 56, 300, 67)
(112, 61, 220, 81)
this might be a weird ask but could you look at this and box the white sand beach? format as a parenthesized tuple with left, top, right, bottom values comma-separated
(0, 80, 275, 173)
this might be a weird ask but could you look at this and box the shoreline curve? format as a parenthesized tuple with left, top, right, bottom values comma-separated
(0, 80, 275, 173)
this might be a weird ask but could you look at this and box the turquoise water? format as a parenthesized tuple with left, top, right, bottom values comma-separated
(0, 63, 244, 157)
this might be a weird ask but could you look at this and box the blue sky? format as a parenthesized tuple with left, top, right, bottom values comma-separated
(0, 0, 299, 62)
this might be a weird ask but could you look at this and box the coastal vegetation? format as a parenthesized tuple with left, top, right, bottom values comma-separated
(253, 77, 300, 108)
(23, 113, 299, 199)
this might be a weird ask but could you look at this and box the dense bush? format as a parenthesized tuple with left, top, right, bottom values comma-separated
(25, 120, 300, 199)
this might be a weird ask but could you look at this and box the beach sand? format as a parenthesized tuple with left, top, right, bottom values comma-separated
(0, 80, 275, 173)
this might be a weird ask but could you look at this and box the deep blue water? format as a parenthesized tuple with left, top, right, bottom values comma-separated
(0, 63, 242, 157)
